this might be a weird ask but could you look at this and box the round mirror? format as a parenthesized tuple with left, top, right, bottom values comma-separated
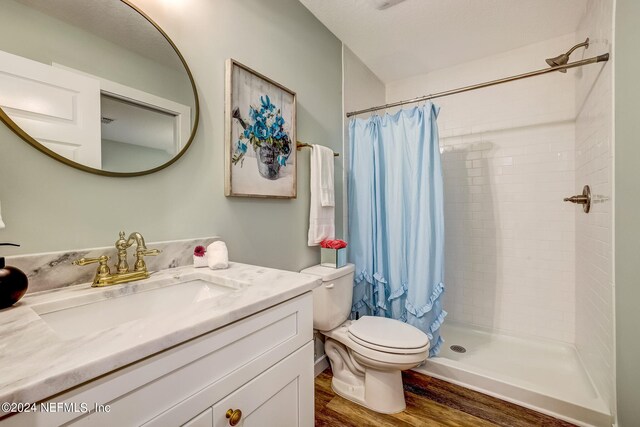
(0, 0, 199, 176)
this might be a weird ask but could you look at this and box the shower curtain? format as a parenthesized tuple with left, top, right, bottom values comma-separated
(348, 103, 446, 357)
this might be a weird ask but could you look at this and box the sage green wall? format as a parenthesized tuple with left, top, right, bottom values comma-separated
(615, 0, 640, 425)
(101, 140, 171, 173)
(0, 0, 343, 273)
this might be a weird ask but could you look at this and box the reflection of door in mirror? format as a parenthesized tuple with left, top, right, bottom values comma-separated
(0, 0, 198, 175)
(0, 50, 102, 168)
(0, 52, 191, 173)
(51, 64, 193, 173)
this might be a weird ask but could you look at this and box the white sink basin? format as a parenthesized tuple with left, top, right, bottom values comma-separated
(34, 278, 239, 339)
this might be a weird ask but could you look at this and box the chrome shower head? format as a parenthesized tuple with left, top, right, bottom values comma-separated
(546, 38, 589, 73)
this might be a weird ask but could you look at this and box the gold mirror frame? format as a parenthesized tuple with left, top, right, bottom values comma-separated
(0, 0, 199, 177)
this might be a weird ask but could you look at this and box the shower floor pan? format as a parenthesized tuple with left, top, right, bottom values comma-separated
(415, 323, 611, 427)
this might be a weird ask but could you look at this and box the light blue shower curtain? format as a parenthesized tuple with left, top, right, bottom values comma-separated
(348, 103, 446, 357)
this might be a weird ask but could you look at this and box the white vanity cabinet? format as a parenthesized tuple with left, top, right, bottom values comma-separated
(2, 293, 314, 427)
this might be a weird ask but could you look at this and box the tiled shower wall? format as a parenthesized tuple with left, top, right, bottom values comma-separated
(386, 34, 578, 342)
(574, 0, 615, 410)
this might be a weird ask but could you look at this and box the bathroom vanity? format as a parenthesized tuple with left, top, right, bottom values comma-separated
(0, 264, 321, 426)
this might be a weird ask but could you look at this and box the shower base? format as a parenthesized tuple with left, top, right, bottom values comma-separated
(414, 323, 611, 427)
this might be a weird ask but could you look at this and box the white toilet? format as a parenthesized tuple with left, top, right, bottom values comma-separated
(301, 263, 430, 414)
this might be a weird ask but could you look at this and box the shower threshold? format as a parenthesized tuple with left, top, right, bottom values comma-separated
(415, 323, 611, 427)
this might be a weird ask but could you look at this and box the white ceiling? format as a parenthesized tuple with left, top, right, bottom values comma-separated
(299, 0, 588, 83)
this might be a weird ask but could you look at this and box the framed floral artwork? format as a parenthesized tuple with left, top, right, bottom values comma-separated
(225, 59, 297, 198)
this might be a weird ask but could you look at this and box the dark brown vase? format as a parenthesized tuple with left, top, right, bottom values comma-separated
(0, 243, 29, 309)
(0, 266, 28, 309)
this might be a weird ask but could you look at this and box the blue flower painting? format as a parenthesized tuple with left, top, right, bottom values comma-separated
(232, 95, 292, 176)
(226, 59, 297, 198)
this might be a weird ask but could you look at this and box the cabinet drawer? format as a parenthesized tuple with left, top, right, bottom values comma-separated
(183, 408, 212, 427)
(2, 293, 312, 427)
(212, 342, 314, 427)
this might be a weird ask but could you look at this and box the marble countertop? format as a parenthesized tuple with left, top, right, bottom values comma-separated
(0, 263, 321, 406)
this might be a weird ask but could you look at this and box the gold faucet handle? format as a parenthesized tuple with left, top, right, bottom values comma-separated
(73, 255, 110, 266)
(133, 248, 161, 272)
(73, 255, 111, 286)
(138, 248, 161, 257)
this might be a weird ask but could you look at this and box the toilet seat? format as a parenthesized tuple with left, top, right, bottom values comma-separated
(348, 333, 429, 354)
(323, 319, 429, 366)
(348, 316, 430, 354)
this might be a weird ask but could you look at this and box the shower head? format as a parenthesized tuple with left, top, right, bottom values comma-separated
(545, 54, 570, 70)
(546, 38, 589, 73)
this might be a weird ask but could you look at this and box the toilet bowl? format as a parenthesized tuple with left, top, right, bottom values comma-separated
(301, 264, 430, 414)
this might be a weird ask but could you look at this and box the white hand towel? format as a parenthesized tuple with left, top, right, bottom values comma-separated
(0, 201, 5, 229)
(308, 145, 335, 246)
(207, 241, 229, 270)
(193, 254, 208, 268)
(313, 145, 335, 207)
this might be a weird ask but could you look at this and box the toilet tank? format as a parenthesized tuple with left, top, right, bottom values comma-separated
(300, 264, 355, 331)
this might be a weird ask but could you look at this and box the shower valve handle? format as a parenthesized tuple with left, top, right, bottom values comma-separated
(563, 195, 588, 203)
(563, 185, 591, 213)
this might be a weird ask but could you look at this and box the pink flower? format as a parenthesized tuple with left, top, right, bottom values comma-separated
(194, 246, 206, 257)
(320, 239, 347, 249)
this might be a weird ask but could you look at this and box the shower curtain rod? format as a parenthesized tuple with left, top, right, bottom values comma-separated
(346, 53, 610, 118)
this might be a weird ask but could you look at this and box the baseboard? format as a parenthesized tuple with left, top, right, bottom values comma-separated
(314, 354, 329, 377)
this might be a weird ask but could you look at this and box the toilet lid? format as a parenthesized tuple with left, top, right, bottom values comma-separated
(348, 316, 430, 353)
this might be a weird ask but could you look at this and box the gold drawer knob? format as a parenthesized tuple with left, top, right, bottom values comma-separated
(225, 409, 242, 426)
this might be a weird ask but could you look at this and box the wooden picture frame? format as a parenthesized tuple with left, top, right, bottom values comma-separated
(225, 59, 297, 198)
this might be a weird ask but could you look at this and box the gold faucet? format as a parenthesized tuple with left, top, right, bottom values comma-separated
(73, 231, 161, 287)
